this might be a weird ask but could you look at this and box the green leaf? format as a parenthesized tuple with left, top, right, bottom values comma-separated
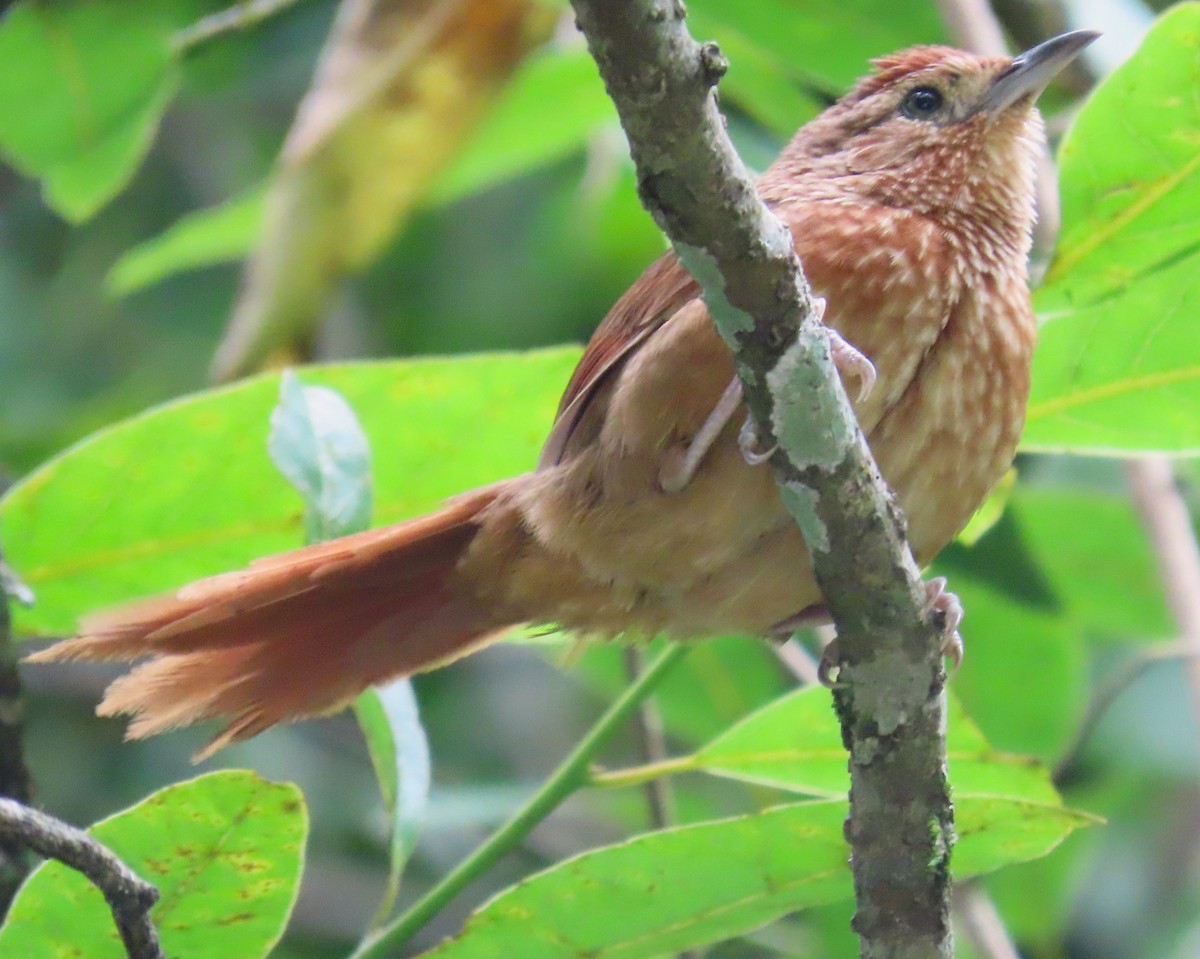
(268, 370, 373, 543)
(688, 687, 1061, 805)
(943, 571, 1086, 762)
(106, 184, 267, 295)
(1026, 5, 1200, 453)
(1, 349, 580, 637)
(691, 0, 946, 93)
(355, 681, 431, 928)
(0, 2, 182, 220)
(0, 770, 307, 958)
(423, 797, 1092, 959)
(1010, 487, 1171, 643)
(573, 636, 789, 745)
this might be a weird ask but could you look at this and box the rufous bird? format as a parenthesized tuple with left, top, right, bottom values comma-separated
(30, 31, 1098, 757)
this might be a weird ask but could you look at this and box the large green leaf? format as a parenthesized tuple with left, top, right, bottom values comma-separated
(685, 687, 1060, 805)
(422, 797, 1091, 959)
(1, 350, 580, 636)
(0, 1, 185, 220)
(1010, 487, 1171, 643)
(0, 771, 306, 958)
(1026, 5, 1200, 453)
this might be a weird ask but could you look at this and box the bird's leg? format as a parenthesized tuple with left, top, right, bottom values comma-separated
(813, 579, 963, 687)
(737, 299, 876, 467)
(659, 375, 745, 493)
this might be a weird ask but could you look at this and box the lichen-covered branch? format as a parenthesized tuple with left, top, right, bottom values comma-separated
(0, 799, 162, 959)
(568, 2, 953, 955)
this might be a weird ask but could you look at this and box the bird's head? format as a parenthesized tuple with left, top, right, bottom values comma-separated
(766, 31, 1098, 247)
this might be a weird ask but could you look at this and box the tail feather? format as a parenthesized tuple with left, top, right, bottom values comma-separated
(29, 484, 514, 757)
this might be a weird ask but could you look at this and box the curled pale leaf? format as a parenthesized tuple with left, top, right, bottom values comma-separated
(213, 0, 556, 380)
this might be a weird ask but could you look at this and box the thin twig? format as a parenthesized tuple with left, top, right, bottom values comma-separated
(1054, 640, 1199, 782)
(622, 647, 677, 827)
(0, 799, 162, 959)
(1125, 458, 1200, 734)
(953, 882, 1022, 959)
(774, 638, 821, 687)
(171, 0, 306, 55)
(352, 644, 690, 959)
(621, 647, 699, 959)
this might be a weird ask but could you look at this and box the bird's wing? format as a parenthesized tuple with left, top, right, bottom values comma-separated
(538, 251, 700, 469)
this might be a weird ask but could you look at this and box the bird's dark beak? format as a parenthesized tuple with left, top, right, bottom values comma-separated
(978, 29, 1100, 114)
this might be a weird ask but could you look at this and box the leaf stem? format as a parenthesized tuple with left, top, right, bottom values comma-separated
(351, 642, 691, 959)
(587, 754, 699, 789)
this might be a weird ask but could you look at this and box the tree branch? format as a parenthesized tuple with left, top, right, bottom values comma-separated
(171, 0, 306, 55)
(0, 799, 162, 959)
(568, 3, 953, 955)
(0, 550, 34, 914)
(1125, 457, 1200, 735)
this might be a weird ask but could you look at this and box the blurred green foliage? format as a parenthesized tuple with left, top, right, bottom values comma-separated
(0, 1, 1198, 958)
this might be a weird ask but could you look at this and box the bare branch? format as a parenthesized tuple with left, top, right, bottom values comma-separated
(172, 0, 306, 55)
(1054, 640, 1199, 782)
(774, 638, 822, 687)
(1125, 458, 1200, 734)
(622, 647, 677, 827)
(568, 2, 953, 954)
(953, 882, 1022, 959)
(0, 799, 162, 959)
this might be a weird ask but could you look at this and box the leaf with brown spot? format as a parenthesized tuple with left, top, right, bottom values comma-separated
(423, 797, 1094, 959)
(0, 771, 307, 959)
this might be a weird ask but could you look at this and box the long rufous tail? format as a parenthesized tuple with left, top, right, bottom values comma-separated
(28, 484, 513, 758)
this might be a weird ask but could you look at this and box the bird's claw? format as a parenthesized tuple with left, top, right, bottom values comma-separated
(925, 576, 964, 674)
(828, 326, 876, 402)
(811, 580, 963, 687)
(817, 637, 843, 687)
(738, 416, 777, 466)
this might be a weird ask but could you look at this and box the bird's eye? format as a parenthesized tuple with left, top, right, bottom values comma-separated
(901, 86, 944, 120)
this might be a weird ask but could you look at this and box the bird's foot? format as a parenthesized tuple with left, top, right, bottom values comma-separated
(828, 326, 877, 402)
(659, 376, 745, 493)
(810, 579, 963, 688)
(738, 416, 776, 466)
(817, 637, 843, 687)
(925, 576, 964, 673)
